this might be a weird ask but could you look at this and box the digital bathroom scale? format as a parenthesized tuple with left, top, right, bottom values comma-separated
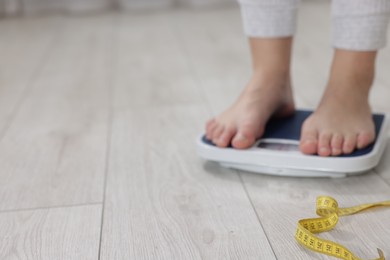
(197, 110, 389, 178)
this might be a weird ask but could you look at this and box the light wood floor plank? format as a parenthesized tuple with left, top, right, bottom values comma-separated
(112, 13, 203, 109)
(0, 16, 60, 138)
(0, 15, 114, 210)
(241, 173, 390, 259)
(100, 105, 276, 260)
(375, 140, 390, 184)
(0, 204, 102, 260)
(172, 8, 257, 115)
(101, 11, 275, 259)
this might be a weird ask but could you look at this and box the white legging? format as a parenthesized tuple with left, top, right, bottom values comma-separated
(239, 0, 390, 50)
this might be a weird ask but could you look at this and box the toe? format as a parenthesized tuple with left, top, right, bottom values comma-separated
(206, 118, 215, 129)
(343, 134, 357, 154)
(357, 131, 375, 149)
(232, 124, 258, 149)
(215, 127, 236, 147)
(206, 120, 217, 140)
(318, 132, 332, 157)
(300, 128, 318, 155)
(330, 134, 343, 156)
(212, 126, 224, 144)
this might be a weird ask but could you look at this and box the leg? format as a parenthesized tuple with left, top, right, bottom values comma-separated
(300, 0, 390, 156)
(205, 0, 299, 149)
(301, 50, 377, 156)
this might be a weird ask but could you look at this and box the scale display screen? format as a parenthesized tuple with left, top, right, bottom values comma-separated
(258, 141, 300, 152)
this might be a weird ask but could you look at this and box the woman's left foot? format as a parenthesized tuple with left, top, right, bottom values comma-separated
(300, 50, 377, 157)
(300, 88, 375, 156)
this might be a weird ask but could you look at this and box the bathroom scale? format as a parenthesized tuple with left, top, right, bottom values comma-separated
(196, 110, 389, 178)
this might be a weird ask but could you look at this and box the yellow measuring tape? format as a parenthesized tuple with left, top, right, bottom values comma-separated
(295, 196, 390, 260)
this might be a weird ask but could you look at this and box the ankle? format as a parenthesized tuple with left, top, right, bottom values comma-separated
(249, 37, 292, 82)
(329, 49, 376, 92)
(251, 68, 291, 88)
(321, 77, 371, 111)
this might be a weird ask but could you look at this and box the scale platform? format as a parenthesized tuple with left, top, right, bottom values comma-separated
(197, 110, 389, 178)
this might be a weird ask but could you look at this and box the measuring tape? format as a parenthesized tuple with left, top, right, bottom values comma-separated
(295, 196, 390, 260)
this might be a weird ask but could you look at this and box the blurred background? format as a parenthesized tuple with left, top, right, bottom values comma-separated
(0, 0, 235, 16)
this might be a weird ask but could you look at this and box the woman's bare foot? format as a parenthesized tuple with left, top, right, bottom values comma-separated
(206, 72, 295, 149)
(300, 49, 377, 156)
(205, 37, 295, 149)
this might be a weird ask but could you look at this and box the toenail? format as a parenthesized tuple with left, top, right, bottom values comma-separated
(332, 148, 341, 154)
(357, 143, 366, 149)
(344, 145, 353, 153)
(320, 147, 329, 154)
(235, 134, 247, 142)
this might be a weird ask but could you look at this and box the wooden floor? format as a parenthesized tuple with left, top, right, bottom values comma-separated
(0, 1, 390, 259)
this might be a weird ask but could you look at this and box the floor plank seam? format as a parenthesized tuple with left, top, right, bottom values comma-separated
(97, 14, 117, 260)
(238, 172, 278, 259)
(0, 202, 103, 214)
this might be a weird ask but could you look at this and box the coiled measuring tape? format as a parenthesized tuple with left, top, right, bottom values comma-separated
(295, 196, 390, 260)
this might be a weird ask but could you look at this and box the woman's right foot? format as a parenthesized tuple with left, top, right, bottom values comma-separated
(205, 37, 295, 149)
(205, 71, 295, 149)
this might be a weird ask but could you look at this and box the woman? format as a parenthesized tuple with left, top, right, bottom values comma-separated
(205, 0, 390, 157)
